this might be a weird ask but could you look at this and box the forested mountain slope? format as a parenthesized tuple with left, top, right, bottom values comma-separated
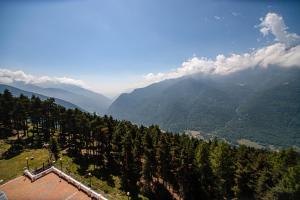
(108, 67, 300, 147)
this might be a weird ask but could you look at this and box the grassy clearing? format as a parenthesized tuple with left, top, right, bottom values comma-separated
(237, 138, 264, 149)
(0, 140, 10, 156)
(0, 147, 49, 182)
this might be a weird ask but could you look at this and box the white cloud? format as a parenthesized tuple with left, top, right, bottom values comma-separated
(144, 43, 300, 83)
(259, 12, 300, 47)
(144, 12, 300, 84)
(231, 12, 240, 17)
(214, 16, 221, 20)
(0, 69, 86, 88)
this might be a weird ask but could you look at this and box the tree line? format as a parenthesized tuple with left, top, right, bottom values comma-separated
(0, 89, 299, 200)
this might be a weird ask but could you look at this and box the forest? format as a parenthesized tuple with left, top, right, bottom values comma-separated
(0, 89, 299, 200)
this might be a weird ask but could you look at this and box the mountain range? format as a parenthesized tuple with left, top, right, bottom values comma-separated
(6, 82, 112, 115)
(0, 84, 80, 110)
(108, 66, 300, 148)
(1, 66, 299, 148)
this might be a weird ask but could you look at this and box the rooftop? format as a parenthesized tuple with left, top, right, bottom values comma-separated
(0, 166, 108, 200)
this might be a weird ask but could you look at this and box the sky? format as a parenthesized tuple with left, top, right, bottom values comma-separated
(0, 0, 300, 97)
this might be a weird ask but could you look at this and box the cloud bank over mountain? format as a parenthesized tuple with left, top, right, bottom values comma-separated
(144, 12, 300, 84)
(0, 68, 86, 88)
(259, 12, 300, 47)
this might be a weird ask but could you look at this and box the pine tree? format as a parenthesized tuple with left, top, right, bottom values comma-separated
(41, 98, 56, 141)
(209, 141, 235, 199)
(30, 96, 42, 142)
(12, 94, 29, 139)
(0, 89, 14, 132)
(120, 130, 138, 195)
(50, 137, 60, 160)
(156, 134, 170, 186)
(194, 141, 215, 199)
(232, 146, 253, 199)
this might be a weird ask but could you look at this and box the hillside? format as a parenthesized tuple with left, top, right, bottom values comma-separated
(11, 82, 112, 115)
(218, 75, 300, 147)
(0, 84, 81, 110)
(108, 67, 300, 147)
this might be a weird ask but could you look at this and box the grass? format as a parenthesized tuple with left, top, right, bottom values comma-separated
(0, 139, 10, 156)
(0, 147, 49, 182)
(237, 138, 264, 149)
(0, 138, 148, 200)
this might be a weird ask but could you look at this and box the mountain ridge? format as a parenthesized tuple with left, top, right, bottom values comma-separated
(108, 66, 300, 147)
(0, 84, 81, 110)
(8, 82, 112, 115)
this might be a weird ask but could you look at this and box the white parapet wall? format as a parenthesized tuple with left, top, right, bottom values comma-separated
(24, 166, 108, 200)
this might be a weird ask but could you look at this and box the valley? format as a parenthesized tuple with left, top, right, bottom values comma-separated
(108, 67, 300, 148)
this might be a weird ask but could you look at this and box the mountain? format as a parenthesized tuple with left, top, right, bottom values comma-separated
(0, 84, 80, 110)
(10, 82, 112, 115)
(108, 66, 300, 147)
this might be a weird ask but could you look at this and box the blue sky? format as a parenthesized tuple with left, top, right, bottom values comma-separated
(1, 0, 300, 97)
